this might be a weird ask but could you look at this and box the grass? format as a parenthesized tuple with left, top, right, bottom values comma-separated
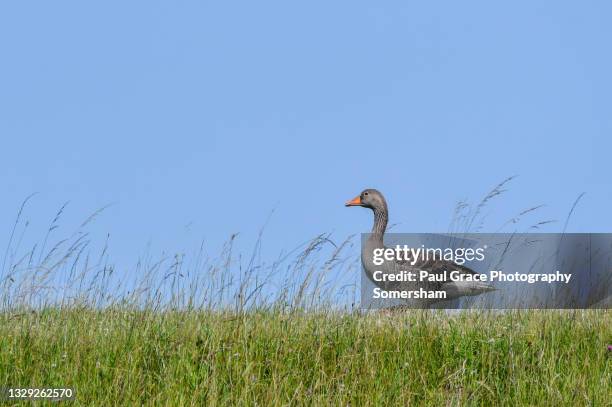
(0, 309, 610, 405)
(0, 183, 610, 405)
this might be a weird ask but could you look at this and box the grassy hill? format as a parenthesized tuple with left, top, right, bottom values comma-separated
(0, 309, 609, 405)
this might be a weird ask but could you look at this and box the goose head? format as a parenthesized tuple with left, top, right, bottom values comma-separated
(345, 189, 387, 212)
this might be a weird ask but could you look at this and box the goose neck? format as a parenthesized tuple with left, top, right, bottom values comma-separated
(370, 208, 388, 243)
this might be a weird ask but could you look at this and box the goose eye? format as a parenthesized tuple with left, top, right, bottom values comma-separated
(364, 192, 369, 196)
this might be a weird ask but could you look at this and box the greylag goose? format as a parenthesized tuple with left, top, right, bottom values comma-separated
(345, 189, 495, 306)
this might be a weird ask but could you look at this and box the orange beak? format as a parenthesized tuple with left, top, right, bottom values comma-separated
(345, 196, 362, 207)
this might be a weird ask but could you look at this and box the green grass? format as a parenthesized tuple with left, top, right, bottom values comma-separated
(1, 189, 610, 405)
(0, 309, 609, 405)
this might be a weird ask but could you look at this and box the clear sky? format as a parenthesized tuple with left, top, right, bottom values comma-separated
(1, 1, 611, 271)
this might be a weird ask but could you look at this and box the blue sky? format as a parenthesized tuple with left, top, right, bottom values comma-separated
(1, 1, 611, 269)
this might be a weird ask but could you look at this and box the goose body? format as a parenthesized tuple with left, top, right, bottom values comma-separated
(346, 189, 495, 306)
